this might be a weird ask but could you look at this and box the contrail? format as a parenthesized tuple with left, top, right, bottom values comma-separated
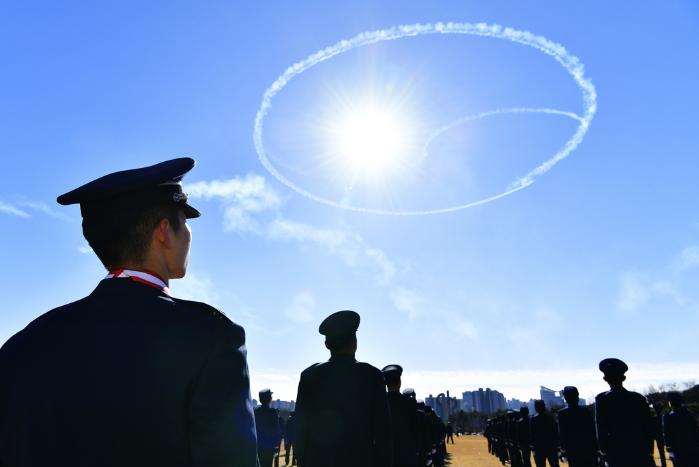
(253, 22, 597, 215)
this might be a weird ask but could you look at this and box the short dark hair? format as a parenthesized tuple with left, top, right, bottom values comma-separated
(325, 333, 356, 351)
(83, 203, 182, 269)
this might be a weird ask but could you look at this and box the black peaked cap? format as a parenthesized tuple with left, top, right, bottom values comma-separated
(598, 358, 628, 376)
(57, 157, 200, 219)
(319, 310, 360, 337)
(381, 364, 403, 376)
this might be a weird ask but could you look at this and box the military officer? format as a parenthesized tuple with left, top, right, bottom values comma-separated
(382, 364, 418, 467)
(557, 386, 596, 467)
(256, 389, 282, 467)
(294, 310, 392, 467)
(663, 392, 699, 467)
(516, 406, 532, 467)
(407, 391, 430, 466)
(284, 411, 297, 466)
(530, 400, 559, 467)
(595, 358, 654, 467)
(0, 158, 258, 466)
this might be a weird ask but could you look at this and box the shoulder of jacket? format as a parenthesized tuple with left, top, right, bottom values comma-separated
(301, 362, 324, 375)
(356, 361, 383, 375)
(173, 296, 229, 319)
(172, 297, 246, 341)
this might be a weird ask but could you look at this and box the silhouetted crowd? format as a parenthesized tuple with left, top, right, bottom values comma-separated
(252, 310, 459, 467)
(484, 359, 699, 467)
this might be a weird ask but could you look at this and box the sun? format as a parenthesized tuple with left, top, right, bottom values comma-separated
(330, 103, 410, 176)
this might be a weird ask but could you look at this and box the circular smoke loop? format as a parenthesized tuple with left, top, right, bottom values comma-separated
(254, 22, 597, 215)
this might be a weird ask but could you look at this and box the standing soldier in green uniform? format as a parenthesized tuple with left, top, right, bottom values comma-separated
(294, 310, 392, 467)
(595, 358, 654, 467)
(0, 158, 259, 466)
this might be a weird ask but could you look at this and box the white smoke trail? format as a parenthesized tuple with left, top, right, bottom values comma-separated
(254, 22, 597, 215)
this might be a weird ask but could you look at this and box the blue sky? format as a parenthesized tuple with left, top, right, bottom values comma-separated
(2, 1, 699, 403)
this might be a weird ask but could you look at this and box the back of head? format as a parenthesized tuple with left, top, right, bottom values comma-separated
(319, 310, 360, 355)
(667, 391, 684, 410)
(382, 364, 403, 390)
(599, 358, 628, 387)
(58, 158, 201, 270)
(562, 386, 580, 406)
(534, 399, 546, 414)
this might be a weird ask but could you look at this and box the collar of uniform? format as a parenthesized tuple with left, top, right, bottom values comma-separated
(329, 354, 356, 363)
(94, 273, 171, 297)
(105, 268, 170, 295)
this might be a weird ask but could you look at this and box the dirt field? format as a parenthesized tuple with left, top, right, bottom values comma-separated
(446, 435, 513, 467)
(280, 435, 665, 466)
(444, 435, 665, 467)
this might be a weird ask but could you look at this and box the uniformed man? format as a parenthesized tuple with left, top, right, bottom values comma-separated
(530, 400, 559, 467)
(411, 396, 430, 466)
(507, 410, 523, 467)
(516, 406, 532, 467)
(652, 401, 668, 467)
(382, 364, 418, 467)
(0, 158, 258, 466)
(255, 389, 282, 467)
(557, 386, 596, 467)
(284, 411, 297, 466)
(663, 392, 699, 467)
(294, 310, 391, 467)
(595, 358, 654, 467)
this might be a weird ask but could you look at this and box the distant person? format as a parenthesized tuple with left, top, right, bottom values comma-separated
(285, 411, 297, 466)
(530, 400, 559, 467)
(557, 386, 597, 467)
(652, 401, 668, 467)
(294, 310, 391, 467)
(255, 389, 282, 467)
(663, 392, 699, 467)
(382, 364, 419, 467)
(0, 158, 258, 466)
(517, 406, 533, 467)
(507, 411, 524, 467)
(595, 358, 654, 467)
(409, 394, 430, 466)
(446, 422, 455, 444)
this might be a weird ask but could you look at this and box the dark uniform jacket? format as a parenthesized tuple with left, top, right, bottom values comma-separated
(663, 407, 699, 464)
(557, 405, 596, 461)
(0, 278, 258, 467)
(294, 355, 391, 467)
(530, 412, 558, 451)
(516, 416, 530, 450)
(595, 387, 654, 467)
(386, 391, 418, 467)
(255, 405, 281, 449)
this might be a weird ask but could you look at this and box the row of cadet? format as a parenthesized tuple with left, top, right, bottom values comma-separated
(253, 362, 457, 467)
(484, 358, 699, 467)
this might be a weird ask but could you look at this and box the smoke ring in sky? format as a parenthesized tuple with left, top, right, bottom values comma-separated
(254, 22, 597, 215)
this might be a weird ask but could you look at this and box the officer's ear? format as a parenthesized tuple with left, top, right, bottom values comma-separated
(154, 217, 179, 249)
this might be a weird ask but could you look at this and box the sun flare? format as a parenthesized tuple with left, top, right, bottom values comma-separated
(330, 104, 409, 176)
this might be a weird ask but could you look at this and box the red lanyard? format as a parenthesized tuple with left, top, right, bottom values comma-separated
(106, 269, 170, 295)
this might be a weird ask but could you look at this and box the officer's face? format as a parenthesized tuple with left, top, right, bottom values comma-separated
(168, 210, 191, 279)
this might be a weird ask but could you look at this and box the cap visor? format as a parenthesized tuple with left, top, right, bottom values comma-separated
(183, 204, 201, 218)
